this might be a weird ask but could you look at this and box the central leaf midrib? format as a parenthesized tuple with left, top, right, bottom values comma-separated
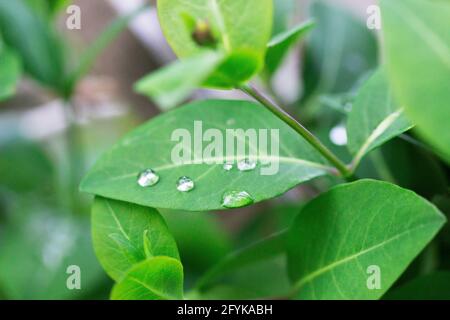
(293, 220, 441, 292)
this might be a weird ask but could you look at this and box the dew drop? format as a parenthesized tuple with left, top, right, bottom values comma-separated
(137, 169, 160, 187)
(329, 125, 348, 146)
(237, 158, 257, 172)
(222, 191, 254, 208)
(223, 162, 233, 171)
(177, 176, 195, 192)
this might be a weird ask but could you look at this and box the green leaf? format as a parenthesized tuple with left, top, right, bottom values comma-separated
(111, 257, 184, 300)
(0, 46, 21, 101)
(161, 210, 232, 275)
(347, 69, 413, 168)
(265, 20, 315, 76)
(384, 272, 450, 300)
(380, 0, 450, 162)
(0, 139, 54, 193)
(135, 51, 224, 110)
(196, 231, 287, 291)
(0, 202, 106, 300)
(157, 0, 273, 87)
(80, 100, 332, 211)
(302, 1, 378, 100)
(92, 197, 179, 282)
(287, 179, 446, 300)
(0, 0, 65, 91)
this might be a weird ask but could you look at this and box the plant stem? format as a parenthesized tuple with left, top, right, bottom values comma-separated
(240, 84, 354, 180)
(63, 99, 84, 212)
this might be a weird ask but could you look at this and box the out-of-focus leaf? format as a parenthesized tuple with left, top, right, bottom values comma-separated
(384, 272, 450, 300)
(0, 46, 21, 101)
(111, 257, 184, 300)
(196, 231, 287, 291)
(347, 69, 413, 168)
(92, 197, 179, 282)
(80, 100, 332, 211)
(25, 0, 71, 19)
(0, 203, 106, 299)
(288, 180, 446, 300)
(0, 0, 65, 91)
(135, 51, 224, 110)
(272, 0, 296, 36)
(161, 210, 232, 277)
(193, 256, 290, 300)
(0, 139, 54, 193)
(381, 0, 450, 163)
(379, 138, 448, 199)
(302, 1, 378, 101)
(157, 0, 273, 88)
(265, 20, 315, 76)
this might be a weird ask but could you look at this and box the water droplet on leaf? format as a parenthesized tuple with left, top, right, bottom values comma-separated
(137, 169, 160, 187)
(237, 158, 257, 172)
(329, 125, 348, 146)
(223, 162, 233, 171)
(222, 191, 254, 208)
(177, 176, 195, 192)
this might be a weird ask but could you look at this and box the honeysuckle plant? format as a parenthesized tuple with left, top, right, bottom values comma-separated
(79, 0, 450, 300)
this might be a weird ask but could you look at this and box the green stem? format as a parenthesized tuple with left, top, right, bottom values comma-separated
(63, 99, 84, 213)
(240, 84, 354, 180)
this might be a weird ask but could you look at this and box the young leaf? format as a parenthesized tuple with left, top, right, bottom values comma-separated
(287, 179, 446, 300)
(157, 0, 273, 87)
(347, 69, 413, 168)
(302, 1, 378, 100)
(92, 197, 179, 282)
(381, 0, 450, 163)
(0, 46, 21, 101)
(80, 100, 333, 211)
(135, 51, 224, 110)
(111, 257, 184, 300)
(384, 272, 450, 300)
(265, 20, 315, 76)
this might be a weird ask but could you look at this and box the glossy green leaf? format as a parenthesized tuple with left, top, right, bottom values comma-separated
(111, 257, 184, 300)
(157, 0, 273, 87)
(135, 51, 224, 110)
(384, 272, 450, 300)
(80, 100, 332, 211)
(381, 0, 450, 162)
(287, 179, 446, 300)
(0, 46, 21, 101)
(265, 20, 315, 76)
(92, 197, 179, 282)
(302, 1, 378, 100)
(347, 69, 413, 168)
(0, 0, 65, 91)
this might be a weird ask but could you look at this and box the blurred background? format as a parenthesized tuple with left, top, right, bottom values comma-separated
(2, 0, 448, 300)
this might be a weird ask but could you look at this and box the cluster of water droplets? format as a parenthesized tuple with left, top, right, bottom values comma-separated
(136, 158, 258, 208)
